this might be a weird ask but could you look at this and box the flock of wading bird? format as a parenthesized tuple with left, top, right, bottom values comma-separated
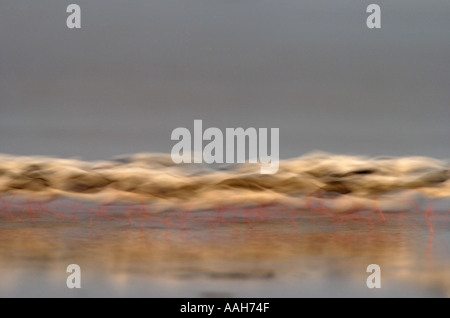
(0, 152, 449, 212)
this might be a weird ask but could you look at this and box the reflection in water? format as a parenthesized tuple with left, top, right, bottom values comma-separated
(0, 200, 449, 297)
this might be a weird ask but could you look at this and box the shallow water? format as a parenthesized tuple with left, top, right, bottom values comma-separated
(0, 199, 449, 297)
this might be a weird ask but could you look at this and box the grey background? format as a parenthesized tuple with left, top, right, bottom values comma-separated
(1, 0, 449, 160)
